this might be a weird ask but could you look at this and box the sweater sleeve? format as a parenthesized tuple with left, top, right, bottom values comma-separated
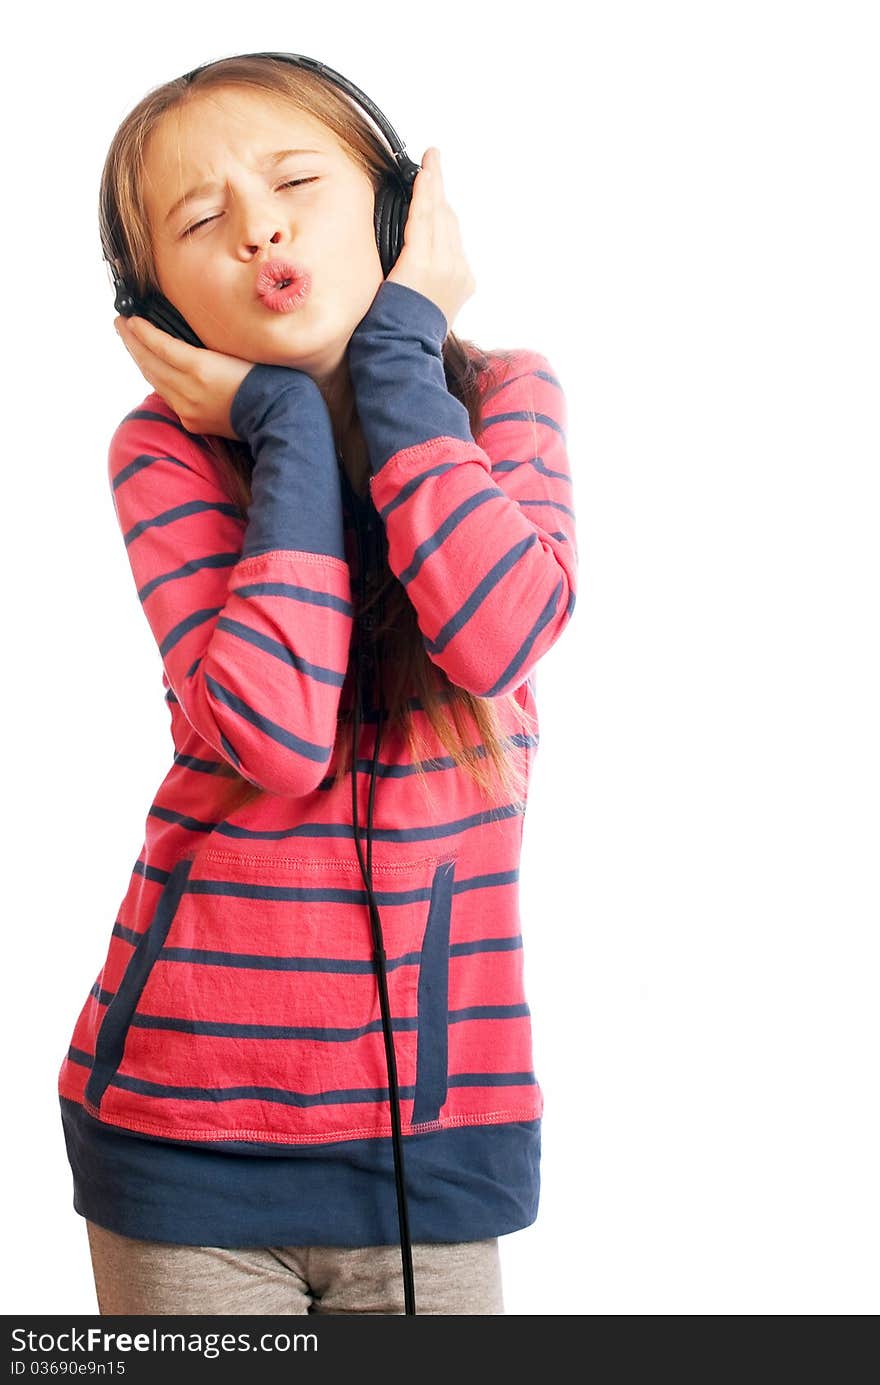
(346, 280, 577, 697)
(108, 365, 352, 797)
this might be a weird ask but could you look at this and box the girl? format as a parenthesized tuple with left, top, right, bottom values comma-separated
(58, 53, 577, 1316)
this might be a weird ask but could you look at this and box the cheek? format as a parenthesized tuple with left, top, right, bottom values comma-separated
(333, 227, 377, 270)
(160, 252, 209, 305)
(326, 187, 379, 256)
(350, 217, 384, 276)
(323, 216, 382, 288)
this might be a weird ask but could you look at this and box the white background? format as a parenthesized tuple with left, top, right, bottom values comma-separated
(4, 0, 877, 1316)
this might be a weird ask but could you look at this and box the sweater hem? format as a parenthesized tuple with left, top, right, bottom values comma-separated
(60, 1095, 541, 1249)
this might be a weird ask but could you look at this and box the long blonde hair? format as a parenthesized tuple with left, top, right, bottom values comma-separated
(101, 55, 536, 813)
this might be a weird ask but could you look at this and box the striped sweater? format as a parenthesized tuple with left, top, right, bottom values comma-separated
(57, 281, 577, 1248)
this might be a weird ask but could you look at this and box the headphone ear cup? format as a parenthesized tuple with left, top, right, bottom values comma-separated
(374, 172, 412, 277)
(141, 288, 206, 348)
(113, 268, 206, 349)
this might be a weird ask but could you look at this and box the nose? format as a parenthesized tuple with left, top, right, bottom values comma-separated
(244, 229, 282, 256)
(233, 199, 285, 256)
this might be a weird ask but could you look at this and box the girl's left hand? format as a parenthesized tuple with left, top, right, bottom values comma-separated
(385, 148, 476, 332)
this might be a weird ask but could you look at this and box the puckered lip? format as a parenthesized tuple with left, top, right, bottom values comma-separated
(255, 259, 311, 299)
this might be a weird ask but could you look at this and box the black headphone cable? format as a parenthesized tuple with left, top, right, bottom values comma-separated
(350, 513, 417, 1315)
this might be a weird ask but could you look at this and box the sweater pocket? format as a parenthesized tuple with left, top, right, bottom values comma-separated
(84, 856, 194, 1115)
(86, 846, 458, 1143)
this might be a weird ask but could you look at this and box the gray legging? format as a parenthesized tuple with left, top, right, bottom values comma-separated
(85, 1220, 505, 1315)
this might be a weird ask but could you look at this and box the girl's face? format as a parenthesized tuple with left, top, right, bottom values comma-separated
(142, 87, 385, 388)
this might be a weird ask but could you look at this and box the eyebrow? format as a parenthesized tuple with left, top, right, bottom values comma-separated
(164, 149, 324, 225)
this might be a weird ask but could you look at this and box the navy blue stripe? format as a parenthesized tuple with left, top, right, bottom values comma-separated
(84, 858, 194, 1112)
(448, 1071, 536, 1087)
(398, 488, 502, 587)
(77, 1062, 536, 1107)
(449, 934, 523, 956)
(186, 878, 435, 905)
(478, 406, 567, 445)
(518, 497, 577, 521)
(313, 732, 538, 790)
(156, 591, 351, 666)
(164, 930, 523, 967)
(139, 551, 239, 602)
(487, 364, 562, 398)
(179, 865, 518, 905)
(131, 858, 176, 886)
(203, 673, 334, 765)
(425, 533, 538, 655)
(112, 925, 141, 947)
(412, 860, 455, 1124)
(117, 407, 200, 435)
(489, 455, 572, 485)
(158, 945, 424, 972)
(232, 577, 353, 618)
(104, 930, 522, 971)
(172, 752, 232, 774)
(124, 499, 242, 547)
(148, 806, 222, 834)
(213, 615, 347, 686)
(448, 1003, 529, 1021)
(118, 1073, 411, 1106)
(159, 604, 222, 657)
(82, 999, 528, 1040)
(377, 458, 474, 523)
(484, 367, 539, 397)
(112, 450, 201, 490)
(119, 867, 521, 918)
(67, 1047, 96, 1069)
(218, 728, 244, 769)
(198, 801, 526, 847)
(130, 1014, 421, 1041)
(483, 578, 565, 697)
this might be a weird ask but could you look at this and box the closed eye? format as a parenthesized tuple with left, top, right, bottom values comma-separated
(180, 179, 319, 238)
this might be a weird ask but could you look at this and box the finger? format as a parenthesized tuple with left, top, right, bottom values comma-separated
(115, 323, 157, 383)
(416, 148, 439, 191)
(117, 318, 158, 368)
(412, 162, 433, 210)
(425, 147, 444, 197)
(116, 319, 182, 397)
(117, 341, 157, 395)
(124, 314, 198, 370)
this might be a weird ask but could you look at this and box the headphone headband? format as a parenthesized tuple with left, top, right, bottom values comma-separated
(190, 52, 413, 169)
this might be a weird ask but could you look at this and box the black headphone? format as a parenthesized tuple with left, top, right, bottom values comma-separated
(103, 50, 423, 346)
(102, 53, 423, 1315)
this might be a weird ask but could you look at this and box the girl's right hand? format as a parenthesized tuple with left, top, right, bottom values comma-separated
(114, 314, 257, 440)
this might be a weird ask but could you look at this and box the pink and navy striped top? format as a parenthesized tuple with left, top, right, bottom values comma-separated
(57, 281, 577, 1247)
